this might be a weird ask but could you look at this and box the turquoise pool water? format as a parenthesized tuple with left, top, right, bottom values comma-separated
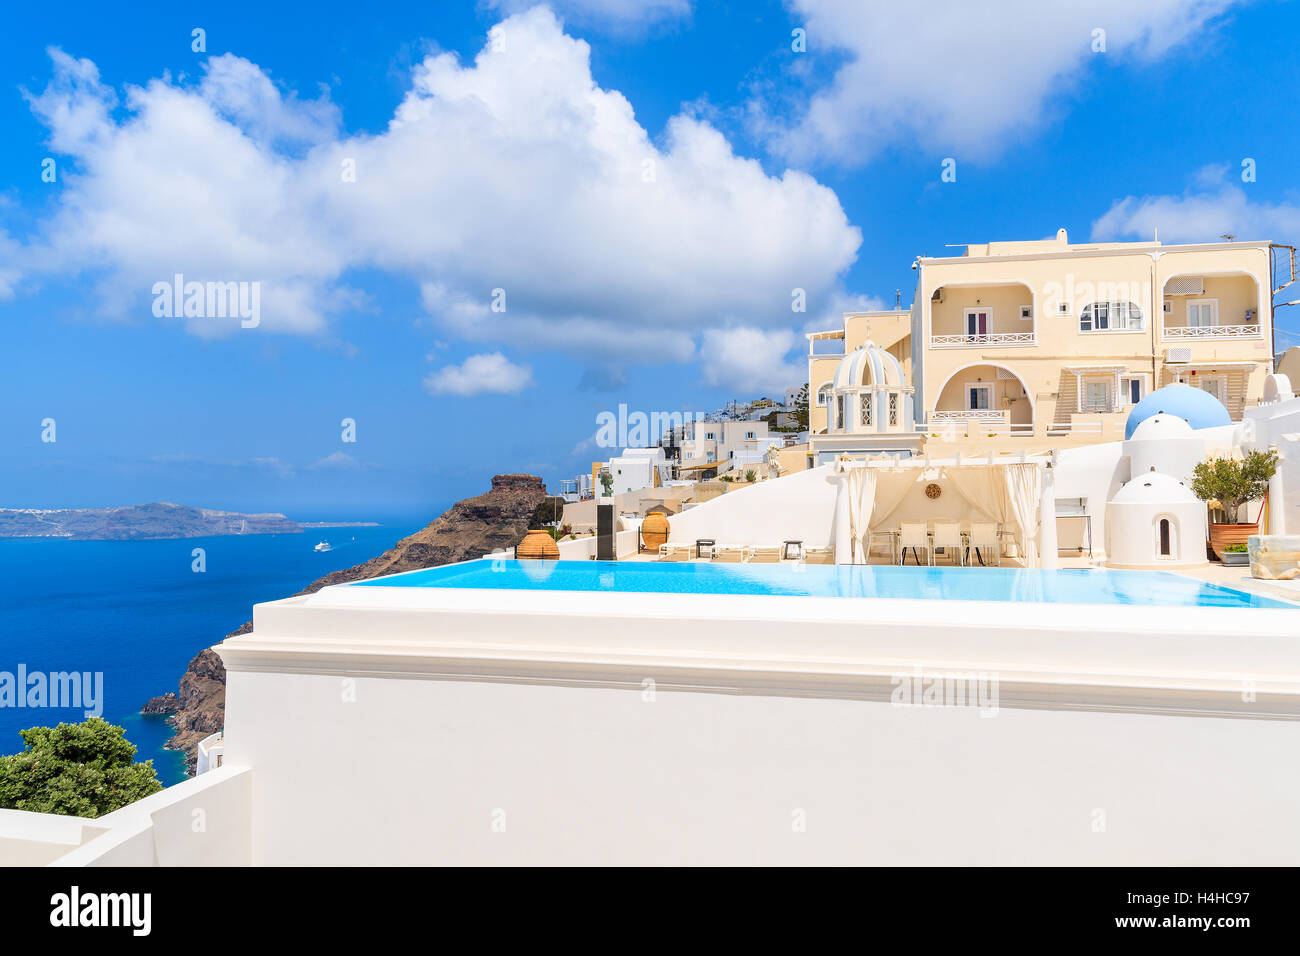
(352, 560, 1296, 609)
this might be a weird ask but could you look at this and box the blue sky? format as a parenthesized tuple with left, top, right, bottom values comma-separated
(2, 0, 1299, 518)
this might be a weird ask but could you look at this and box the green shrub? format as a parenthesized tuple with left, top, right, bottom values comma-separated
(1223, 542, 1249, 553)
(1190, 450, 1278, 524)
(0, 717, 162, 818)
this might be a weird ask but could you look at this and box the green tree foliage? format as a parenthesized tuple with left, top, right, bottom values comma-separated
(1190, 449, 1279, 524)
(0, 717, 163, 818)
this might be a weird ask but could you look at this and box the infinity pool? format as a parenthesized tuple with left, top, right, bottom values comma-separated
(352, 560, 1296, 609)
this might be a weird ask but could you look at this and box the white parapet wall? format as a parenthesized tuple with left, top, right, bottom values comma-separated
(7, 766, 254, 867)
(665, 465, 838, 548)
(204, 579, 1300, 866)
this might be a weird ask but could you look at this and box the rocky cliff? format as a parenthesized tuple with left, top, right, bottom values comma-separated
(142, 474, 551, 772)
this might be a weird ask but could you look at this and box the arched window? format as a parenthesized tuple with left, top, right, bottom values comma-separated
(1158, 518, 1172, 557)
(1080, 301, 1143, 332)
(836, 395, 845, 430)
(816, 383, 833, 406)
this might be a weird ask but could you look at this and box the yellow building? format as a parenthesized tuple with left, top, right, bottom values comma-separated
(807, 230, 1285, 464)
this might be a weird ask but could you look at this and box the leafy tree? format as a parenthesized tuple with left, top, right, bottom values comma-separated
(0, 717, 162, 818)
(1190, 449, 1278, 524)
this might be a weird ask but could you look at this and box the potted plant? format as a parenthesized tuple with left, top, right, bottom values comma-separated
(1190, 449, 1278, 560)
(1220, 542, 1250, 567)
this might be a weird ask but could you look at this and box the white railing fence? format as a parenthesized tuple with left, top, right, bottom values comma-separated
(1162, 324, 1262, 339)
(929, 332, 1036, 348)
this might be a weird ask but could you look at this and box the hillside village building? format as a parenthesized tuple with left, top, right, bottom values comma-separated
(808, 231, 1280, 465)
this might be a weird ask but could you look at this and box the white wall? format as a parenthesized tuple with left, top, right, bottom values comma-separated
(1246, 397, 1300, 534)
(222, 671, 1300, 865)
(47, 767, 252, 867)
(664, 465, 838, 547)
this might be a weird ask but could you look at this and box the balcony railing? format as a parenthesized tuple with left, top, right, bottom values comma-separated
(1162, 324, 1262, 339)
(929, 332, 1036, 348)
(929, 409, 1009, 423)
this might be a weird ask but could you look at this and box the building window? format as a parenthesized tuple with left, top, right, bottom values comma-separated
(966, 384, 992, 411)
(745, 431, 755, 439)
(836, 395, 845, 430)
(888, 393, 899, 426)
(1158, 518, 1172, 557)
(1081, 378, 1112, 412)
(816, 383, 832, 406)
(860, 395, 872, 427)
(1080, 301, 1143, 332)
(705, 432, 714, 440)
(1120, 376, 1145, 405)
(964, 308, 990, 336)
(1187, 299, 1219, 327)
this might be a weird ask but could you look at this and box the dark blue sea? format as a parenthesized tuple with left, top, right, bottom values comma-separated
(0, 520, 426, 784)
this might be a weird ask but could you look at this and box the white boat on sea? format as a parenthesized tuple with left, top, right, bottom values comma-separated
(314, 540, 332, 552)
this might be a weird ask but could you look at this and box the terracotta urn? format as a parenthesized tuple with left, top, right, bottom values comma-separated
(517, 528, 560, 560)
(641, 513, 670, 551)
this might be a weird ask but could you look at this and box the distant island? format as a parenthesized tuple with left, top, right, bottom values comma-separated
(0, 502, 303, 540)
(300, 521, 381, 528)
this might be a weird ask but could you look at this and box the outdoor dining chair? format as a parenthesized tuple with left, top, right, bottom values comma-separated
(931, 522, 965, 566)
(898, 522, 931, 566)
(967, 522, 1000, 566)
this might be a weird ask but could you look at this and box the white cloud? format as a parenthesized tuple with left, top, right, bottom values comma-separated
(699, 326, 802, 394)
(308, 451, 364, 470)
(423, 352, 534, 396)
(486, 0, 691, 29)
(1092, 169, 1300, 244)
(758, 0, 1243, 166)
(19, 7, 860, 375)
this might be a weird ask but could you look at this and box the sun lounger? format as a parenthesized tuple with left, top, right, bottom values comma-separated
(748, 546, 781, 564)
(802, 546, 835, 565)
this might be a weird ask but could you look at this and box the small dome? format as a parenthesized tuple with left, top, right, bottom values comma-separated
(1128, 413, 1195, 442)
(1111, 471, 1199, 505)
(832, 342, 905, 391)
(1124, 383, 1230, 439)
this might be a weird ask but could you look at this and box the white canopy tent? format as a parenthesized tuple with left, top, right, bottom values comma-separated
(829, 453, 1059, 568)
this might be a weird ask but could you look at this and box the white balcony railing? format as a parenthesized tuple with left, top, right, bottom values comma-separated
(1162, 324, 1262, 339)
(929, 332, 1036, 348)
(929, 409, 1009, 423)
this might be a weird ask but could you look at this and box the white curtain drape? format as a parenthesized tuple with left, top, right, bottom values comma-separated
(845, 467, 877, 564)
(866, 469, 919, 532)
(1002, 462, 1042, 568)
(944, 466, 1006, 524)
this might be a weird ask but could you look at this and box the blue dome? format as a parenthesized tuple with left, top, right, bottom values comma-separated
(1124, 383, 1230, 439)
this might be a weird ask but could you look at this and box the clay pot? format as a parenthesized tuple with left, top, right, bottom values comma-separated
(641, 513, 670, 551)
(1208, 522, 1257, 561)
(517, 528, 560, 560)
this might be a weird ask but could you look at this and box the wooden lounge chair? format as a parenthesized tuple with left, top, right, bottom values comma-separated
(657, 543, 691, 562)
(802, 546, 835, 565)
(713, 545, 748, 563)
(748, 546, 781, 564)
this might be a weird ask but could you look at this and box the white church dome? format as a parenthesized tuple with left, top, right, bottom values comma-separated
(832, 342, 905, 390)
(1111, 471, 1198, 505)
(1128, 414, 1195, 442)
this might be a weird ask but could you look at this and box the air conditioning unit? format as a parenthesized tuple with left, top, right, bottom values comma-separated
(1163, 300, 1173, 313)
(1165, 276, 1204, 296)
(1166, 347, 1193, 364)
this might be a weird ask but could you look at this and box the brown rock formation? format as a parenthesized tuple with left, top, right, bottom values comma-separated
(145, 474, 550, 771)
